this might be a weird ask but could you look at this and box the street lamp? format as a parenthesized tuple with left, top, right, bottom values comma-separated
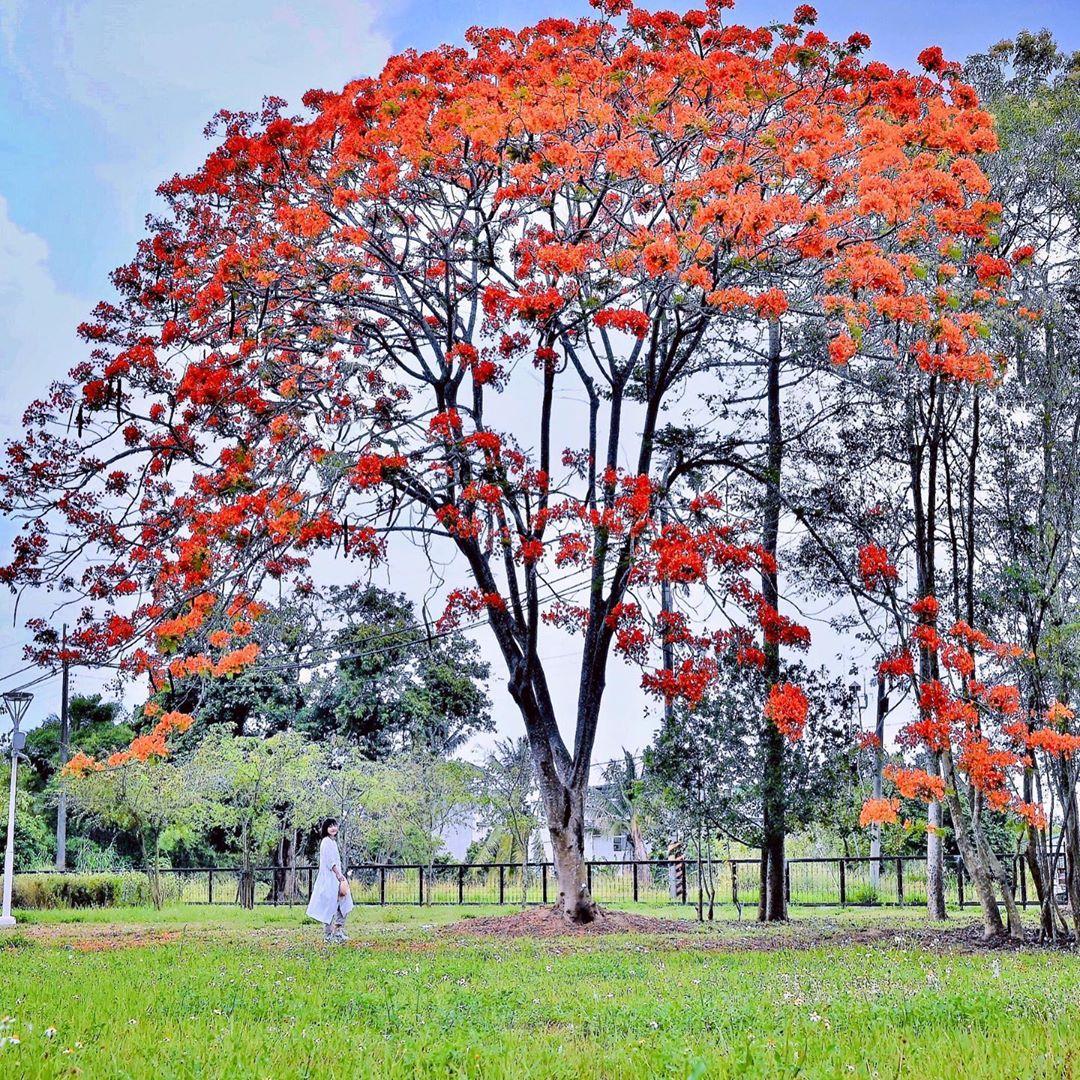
(0, 691, 32, 929)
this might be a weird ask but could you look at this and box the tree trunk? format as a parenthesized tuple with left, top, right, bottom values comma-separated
(239, 826, 255, 910)
(141, 831, 163, 910)
(285, 828, 299, 904)
(909, 387, 947, 921)
(543, 778, 596, 923)
(926, 759, 947, 920)
(941, 752, 1004, 939)
(629, 817, 649, 897)
(759, 319, 787, 922)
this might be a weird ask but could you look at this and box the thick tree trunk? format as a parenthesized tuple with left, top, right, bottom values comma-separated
(270, 828, 299, 904)
(760, 724, 787, 921)
(546, 786, 596, 922)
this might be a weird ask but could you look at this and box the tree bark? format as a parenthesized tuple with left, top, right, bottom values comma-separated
(925, 779, 947, 920)
(759, 319, 787, 922)
(545, 781, 596, 922)
(941, 751, 1005, 939)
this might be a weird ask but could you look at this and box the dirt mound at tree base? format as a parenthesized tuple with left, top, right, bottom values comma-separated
(444, 906, 698, 938)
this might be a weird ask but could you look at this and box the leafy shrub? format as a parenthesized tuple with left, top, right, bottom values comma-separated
(847, 884, 882, 906)
(12, 872, 149, 909)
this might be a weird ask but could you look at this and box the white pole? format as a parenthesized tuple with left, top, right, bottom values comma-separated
(0, 743, 18, 927)
(0, 691, 31, 930)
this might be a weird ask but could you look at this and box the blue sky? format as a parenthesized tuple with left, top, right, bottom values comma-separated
(0, 0, 1076, 743)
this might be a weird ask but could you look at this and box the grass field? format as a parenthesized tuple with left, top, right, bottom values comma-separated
(0, 904, 1078, 1078)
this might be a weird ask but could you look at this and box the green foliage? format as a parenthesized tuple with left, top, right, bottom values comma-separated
(300, 585, 492, 756)
(0, 764, 55, 870)
(356, 752, 480, 873)
(23, 695, 131, 792)
(11, 872, 149, 909)
(644, 660, 867, 854)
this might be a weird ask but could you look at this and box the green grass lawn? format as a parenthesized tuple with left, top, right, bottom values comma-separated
(0, 904, 1077, 1078)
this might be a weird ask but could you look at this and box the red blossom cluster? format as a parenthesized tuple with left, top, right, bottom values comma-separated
(858, 543, 899, 591)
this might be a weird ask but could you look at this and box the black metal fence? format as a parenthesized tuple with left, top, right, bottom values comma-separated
(26, 854, 1060, 909)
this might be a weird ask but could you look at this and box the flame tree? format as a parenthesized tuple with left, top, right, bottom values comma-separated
(1, 1, 1001, 921)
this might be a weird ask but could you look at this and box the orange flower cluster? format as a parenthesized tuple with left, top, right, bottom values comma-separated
(883, 765, 945, 801)
(862, 553, 1039, 830)
(859, 798, 900, 827)
(63, 711, 194, 776)
(765, 682, 809, 741)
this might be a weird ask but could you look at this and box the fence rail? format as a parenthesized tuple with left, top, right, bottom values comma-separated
(18, 854, 1066, 910)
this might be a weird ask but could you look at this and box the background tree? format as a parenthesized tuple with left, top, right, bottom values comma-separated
(187, 728, 323, 908)
(366, 753, 479, 901)
(591, 751, 651, 895)
(61, 756, 194, 907)
(300, 585, 492, 757)
(645, 660, 864, 917)
(962, 31, 1080, 940)
(476, 737, 540, 906)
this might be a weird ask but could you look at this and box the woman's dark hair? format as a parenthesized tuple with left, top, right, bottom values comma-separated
(321, 818, 339, 838)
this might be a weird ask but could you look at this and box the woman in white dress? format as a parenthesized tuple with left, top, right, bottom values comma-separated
(306, 818, 353, 943)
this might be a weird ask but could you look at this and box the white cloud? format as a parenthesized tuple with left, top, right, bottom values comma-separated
(5, 0, 394, 228)
(0, 194, 86, 431)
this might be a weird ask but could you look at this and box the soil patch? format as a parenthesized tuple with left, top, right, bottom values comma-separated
(23, 924, 187, 951)
(443, 907, 1068, 952)
(444, 905, 701, 939)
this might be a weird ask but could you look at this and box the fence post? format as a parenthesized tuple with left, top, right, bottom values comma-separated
(632, 862, 639, 903)
(1019, 856, 1027, 908)
(586, 861, 593, 897)
(208, 868, 214, 905)
(458, 864, 465, 905)
(542, 863, 548, 905)
(499, 864, 505, 905)
(957, 862, 965, 908)
(307, 867, 313, 900)
(730, 860, 738, 906)
(896, 858, 904, 905)
(379, 865, 386, 906)
(680, 862, 688, 904)
(839, 859, 846, 906)
(418, 866, 424, 905)
(785, 862, 791, 905)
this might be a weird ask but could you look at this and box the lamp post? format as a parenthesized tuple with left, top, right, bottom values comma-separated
(0, 691, 33, 929)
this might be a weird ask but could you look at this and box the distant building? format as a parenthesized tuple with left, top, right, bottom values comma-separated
(438, 813, 479, 861)
(437, 784, 634, 864)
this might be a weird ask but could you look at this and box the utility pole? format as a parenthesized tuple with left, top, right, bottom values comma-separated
(869, 674, 888, 891)
(55, 625, 70, 872)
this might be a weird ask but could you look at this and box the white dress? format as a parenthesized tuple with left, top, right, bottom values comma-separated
(306, 836, 354, 923)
